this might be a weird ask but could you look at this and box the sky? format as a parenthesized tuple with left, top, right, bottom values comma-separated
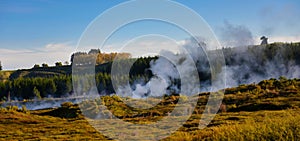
(0, 0, 300, 70)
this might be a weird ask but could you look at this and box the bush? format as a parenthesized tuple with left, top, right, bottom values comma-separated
(61, 102, 74, 108)
(41, 102, 81, 119)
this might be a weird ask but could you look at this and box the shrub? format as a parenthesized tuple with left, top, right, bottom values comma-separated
(61, 102, 74, 108)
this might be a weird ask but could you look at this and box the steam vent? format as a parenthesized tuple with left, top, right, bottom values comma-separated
(260, 36, 268, 45)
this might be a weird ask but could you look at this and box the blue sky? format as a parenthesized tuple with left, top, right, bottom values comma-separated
(0, 0, 300, 69)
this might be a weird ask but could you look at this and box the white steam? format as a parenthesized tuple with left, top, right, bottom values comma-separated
(219, 20, 254, 47)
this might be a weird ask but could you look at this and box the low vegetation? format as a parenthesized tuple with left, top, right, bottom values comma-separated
(0, 71, 14, 82)
(165, 110, 300, 141)
(0, 78, 299, 140)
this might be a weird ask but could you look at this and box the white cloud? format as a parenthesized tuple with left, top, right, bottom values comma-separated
(268, 36, 300, 43)
(0, 37, 183, 70)
(0, 42, 74, 70)
(254, 35, 300, 45)
(101, 35, 182, 58)
(1, 35, 299, 70)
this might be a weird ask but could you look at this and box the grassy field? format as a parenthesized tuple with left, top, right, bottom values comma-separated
(0, 78, 300, 140)
(0, 107, 299, 141)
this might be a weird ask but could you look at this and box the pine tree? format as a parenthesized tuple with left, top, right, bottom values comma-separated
(33, 87, 41, 99)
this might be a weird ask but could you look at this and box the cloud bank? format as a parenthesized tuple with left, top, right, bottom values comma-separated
(0, 42, 74, 70)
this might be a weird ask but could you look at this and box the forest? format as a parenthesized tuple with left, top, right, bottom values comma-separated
(0, 42, 300, 101)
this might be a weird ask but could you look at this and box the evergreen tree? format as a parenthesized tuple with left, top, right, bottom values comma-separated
(33, 64, 40, 68)
(55, 62, 63, 67)
(33, 86, 41, 99)
(42, 63, 49, 67)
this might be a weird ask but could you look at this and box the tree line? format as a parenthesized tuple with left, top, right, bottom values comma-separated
(0, 56, 155, 101)
(71, 49, 131, 66)
(1, 42, 300, 101)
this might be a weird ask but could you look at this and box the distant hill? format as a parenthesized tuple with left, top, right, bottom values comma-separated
(1, 42, 300, 100)
(4, 42, 300, 81)
(4, 56, 154, 81)
(8, 65, 71, 80)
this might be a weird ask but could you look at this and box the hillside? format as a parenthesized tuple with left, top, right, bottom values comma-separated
(1, 42, 300, 101)
(8, 66, 71, 80)
(3, 42, 300, 81)
(0, 77, 299, 140)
